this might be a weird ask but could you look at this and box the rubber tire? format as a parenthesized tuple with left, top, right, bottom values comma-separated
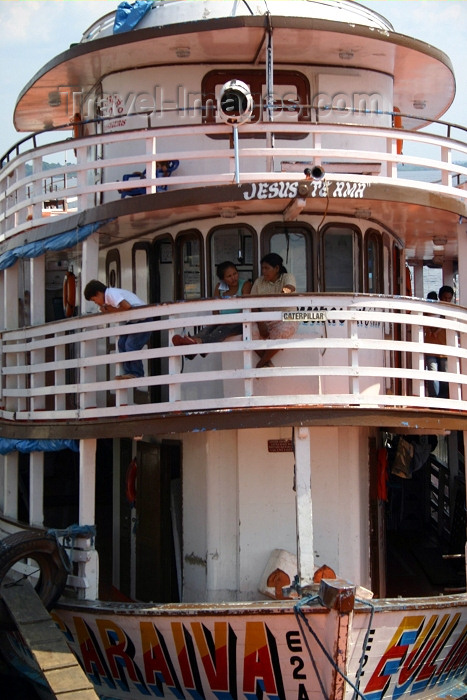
(0, 532, 69, 614)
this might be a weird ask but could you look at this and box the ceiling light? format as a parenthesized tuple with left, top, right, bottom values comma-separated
(432, 236, 447, 246)
(175, 46, 190, 58)
(412, 99, 426, 110)
(339, 50, 354, 60)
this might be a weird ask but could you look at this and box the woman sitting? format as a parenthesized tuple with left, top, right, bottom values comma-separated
(250, 253, 297, 368)
(172, 261, 252, 356)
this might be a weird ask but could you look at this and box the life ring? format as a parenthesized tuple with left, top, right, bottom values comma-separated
(393, 107, 403, 155)
(0, 531, 70, 628)
(62, 271, 76, 318)
(125, 459, 137, 508)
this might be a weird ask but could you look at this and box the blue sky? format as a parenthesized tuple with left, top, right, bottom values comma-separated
(0, 0, 466, 158)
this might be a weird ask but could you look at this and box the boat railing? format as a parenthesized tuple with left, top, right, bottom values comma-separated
(79, 0, 394, 43)
(1, 294, 466, 426)
(1, 118, 467, 242)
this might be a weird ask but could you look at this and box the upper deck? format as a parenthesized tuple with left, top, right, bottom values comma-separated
(1, 292, 467, 438)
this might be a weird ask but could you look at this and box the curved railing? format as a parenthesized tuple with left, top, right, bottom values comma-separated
(1, 294, 466, 424)
(1, 119, 467, 242)
(79, 0, 394, 43)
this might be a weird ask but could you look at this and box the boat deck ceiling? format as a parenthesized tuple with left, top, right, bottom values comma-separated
(18, 182, 461, 265)
(14, 15, 454, 133)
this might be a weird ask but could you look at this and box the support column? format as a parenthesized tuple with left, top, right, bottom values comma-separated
(457, 222, 467, 306)
(77, 438, 98, 600)
(3, 452, 18, 519)
(29, 452, 44, 527)
(79, 438, 97, 526)
(457, 223, 467, 400)
(294, 426, 315, 585)
(412, 262, 424, 299)
(80, 234, 99, 408)
(81, 233, 99, 314)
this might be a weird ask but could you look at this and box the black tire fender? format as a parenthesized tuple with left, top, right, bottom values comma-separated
(0, 532, 70, 625)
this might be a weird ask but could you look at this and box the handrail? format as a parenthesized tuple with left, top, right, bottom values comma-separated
(1, 294, 466, 423)
(1, 119, 467, 243)
(2, 109, 467, 169)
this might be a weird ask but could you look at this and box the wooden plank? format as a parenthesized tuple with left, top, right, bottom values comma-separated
(1, 577, 98, 698)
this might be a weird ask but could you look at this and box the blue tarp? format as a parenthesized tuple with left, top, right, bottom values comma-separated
(113, 0, 153, 34)
(0, 220, 111, 271)
(0, 439, 79, 455)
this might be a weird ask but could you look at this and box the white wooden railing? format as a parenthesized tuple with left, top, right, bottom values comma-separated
(1, 294, 467, 423)
(2, 121, 467, 242)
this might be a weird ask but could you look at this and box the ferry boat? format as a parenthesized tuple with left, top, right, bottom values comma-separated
(1, 1, 467, 699)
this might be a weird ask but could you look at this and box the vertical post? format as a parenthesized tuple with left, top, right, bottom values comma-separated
(77, 438, 99, 601)
(146, 135, 157, 194)
(457, 222, 467, 400)
(233, 125, 240, 184)
(3, 452, 18, 519)
(30, 257, 45, 413)
(4, 264, 19, 413)
(265, 12, 275, 170)
(294, 426, 315, 584)
(29, 452, 44, 527)
(81, 233, 99, 408)
(79, 439, 97, 526)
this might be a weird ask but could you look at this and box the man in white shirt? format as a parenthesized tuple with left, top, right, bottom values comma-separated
(84, 280, 151, 379)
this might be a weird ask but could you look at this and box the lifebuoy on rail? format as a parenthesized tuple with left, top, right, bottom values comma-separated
(62, 271, 76, 318)
(125, 459, 137, 508)
(0, 531, 70, 628)
(393, 106, 403, 155)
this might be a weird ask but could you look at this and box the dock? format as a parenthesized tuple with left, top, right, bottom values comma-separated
(1, 576, 98, 698)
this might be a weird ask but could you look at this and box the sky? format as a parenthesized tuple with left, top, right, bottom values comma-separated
(0, 0, 466, 158)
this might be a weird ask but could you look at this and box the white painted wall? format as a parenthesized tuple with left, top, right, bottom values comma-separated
(309, 426, 371, 588)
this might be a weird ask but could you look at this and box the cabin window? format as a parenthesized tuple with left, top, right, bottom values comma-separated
(132, 243, 150, 302)
(202, 70, 311, 129)
(176, 230, 203, 300)
(365, 230, 383, 294)
(151, 235, 175, 304)
(207, 225, 255, 295)
(105, 248, 121, 289)
(262, 223, 313, 292)
(322, 225, 361, 292)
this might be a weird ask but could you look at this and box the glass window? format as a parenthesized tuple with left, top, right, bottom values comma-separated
(366, 230, 383, 294)
(208, 225, 255, 294)
(177, 232, 202, 300)
(269, 230, 309, 292)
(323, 226, 361, 292)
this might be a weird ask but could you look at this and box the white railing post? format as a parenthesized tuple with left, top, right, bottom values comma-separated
(30, 257, 45, 412)
(413, 315, 425, 398)
(441, 146, 453, 188)
(32, 155, 43, 221)
(146, 135, 157, 194)
(168, 325, 182, 402)
(243, 317, 253, 397)
(349, 318, 359, 396)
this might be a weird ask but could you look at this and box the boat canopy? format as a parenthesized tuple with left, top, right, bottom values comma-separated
(0, 439, 79, 454)
(0, 220, 110, 271)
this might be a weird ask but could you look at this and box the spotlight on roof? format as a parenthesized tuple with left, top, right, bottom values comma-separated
(218, 80, 253, 125)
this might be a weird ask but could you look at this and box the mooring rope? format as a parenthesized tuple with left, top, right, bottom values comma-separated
(294, 595, 374, 700)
